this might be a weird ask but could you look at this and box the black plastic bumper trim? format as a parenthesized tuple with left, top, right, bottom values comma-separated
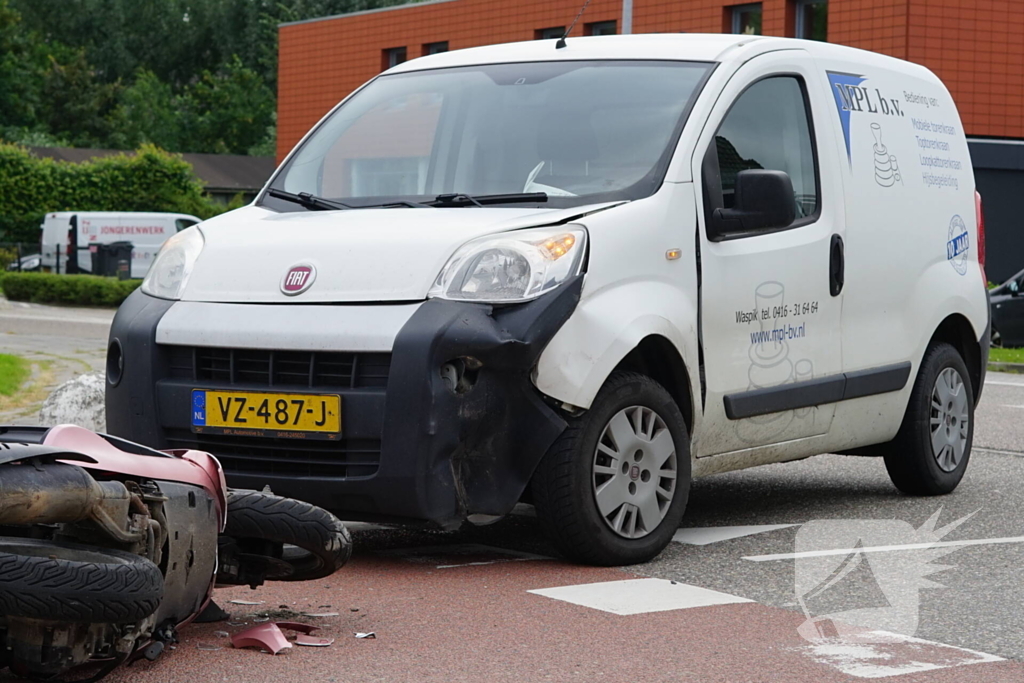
(106, 279, 583, 527)
(724, 362, 912, 420)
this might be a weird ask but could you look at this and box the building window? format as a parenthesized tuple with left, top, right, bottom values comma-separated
(424, 41, 448, 55)
(730, 4, 762, 35)
(382, 46, 407, 70)
(535, 26, 565, 40)
(794, 0, 827, 41)
(585, 20, 616, 36)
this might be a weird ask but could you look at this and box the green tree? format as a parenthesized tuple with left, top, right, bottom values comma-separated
(39, 49, 121, 147)
(107, 70, 181, 151)
(181, 56, 276, 154)
(3, 0, 416, 155)
(0, 0, 47, 132)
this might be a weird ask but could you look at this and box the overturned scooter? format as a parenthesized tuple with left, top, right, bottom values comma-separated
(0, 424, 351, 681)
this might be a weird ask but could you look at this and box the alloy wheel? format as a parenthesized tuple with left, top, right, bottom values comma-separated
(930, 367, 969, 473)
(592, 405, 677, 539)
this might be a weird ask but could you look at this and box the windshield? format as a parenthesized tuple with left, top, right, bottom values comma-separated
(264, 60, 712, 210)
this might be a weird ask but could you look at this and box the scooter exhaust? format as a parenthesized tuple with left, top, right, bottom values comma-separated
(0, 463, 130, 527)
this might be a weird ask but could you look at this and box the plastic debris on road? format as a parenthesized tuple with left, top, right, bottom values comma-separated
(230, 622, 332, 655)
(231, 623, 293, 655)
(275, 622, 318, 634)
(295, 635, 335, 647)
(355, 632, 376, 639)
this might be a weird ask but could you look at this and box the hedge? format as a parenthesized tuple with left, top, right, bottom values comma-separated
(0, 142, 225, 243)
(0, 272, 140, 307)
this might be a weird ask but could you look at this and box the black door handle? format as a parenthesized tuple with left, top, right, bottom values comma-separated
(829, 234, 844, 297)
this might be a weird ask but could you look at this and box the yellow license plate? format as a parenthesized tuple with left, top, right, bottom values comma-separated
(191, 389, 341, 439)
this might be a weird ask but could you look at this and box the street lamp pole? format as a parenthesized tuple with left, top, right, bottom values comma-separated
(622, 0, 633, 34)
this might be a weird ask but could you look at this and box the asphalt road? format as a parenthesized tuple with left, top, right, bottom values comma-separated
(3, 302, 1023, 680)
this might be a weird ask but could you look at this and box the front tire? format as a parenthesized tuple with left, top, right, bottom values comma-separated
(884, 343, 974, 495)
(532, 372, 691, 566)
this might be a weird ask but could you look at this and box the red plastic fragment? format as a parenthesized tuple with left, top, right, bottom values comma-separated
(230, 623, 292, 655)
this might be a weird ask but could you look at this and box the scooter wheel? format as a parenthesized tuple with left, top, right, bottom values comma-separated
(222, 490, 352, 582)
(0, 538, 163, 622)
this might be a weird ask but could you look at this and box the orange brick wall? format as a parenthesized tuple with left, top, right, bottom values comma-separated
(277, 0, 1023, 160)
(906, 0, 1024, 139)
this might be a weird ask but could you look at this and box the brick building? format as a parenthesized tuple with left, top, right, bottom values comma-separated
(278, 0, 1024, 281)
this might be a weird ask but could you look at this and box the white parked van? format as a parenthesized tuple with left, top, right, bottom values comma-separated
(40, 212, 200, 278)
(107, 35, 989, 565)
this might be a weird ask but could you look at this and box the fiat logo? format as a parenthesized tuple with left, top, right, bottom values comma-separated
(629, 465, 641, 481)
(281, 264, 316, 295)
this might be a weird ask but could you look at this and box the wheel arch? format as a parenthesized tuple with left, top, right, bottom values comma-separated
(928, 312, 983, 401)
(612, 335, 695, 435)
(534, 296, 701, 435)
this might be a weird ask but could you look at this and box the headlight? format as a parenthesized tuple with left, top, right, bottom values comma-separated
(141, 226, 204, 300)
(428, 225, 587, 303)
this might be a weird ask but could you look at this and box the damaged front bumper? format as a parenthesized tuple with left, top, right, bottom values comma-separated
(106, 277, 583, 527)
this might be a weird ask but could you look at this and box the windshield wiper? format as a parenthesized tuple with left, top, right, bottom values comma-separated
(267, 189, 353, 211)
(428, 192, 548, 207)
(352, 199, 432, 209)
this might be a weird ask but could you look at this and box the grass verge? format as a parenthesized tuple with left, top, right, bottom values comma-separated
(0, 354, 29, 396)
(990, 347, 1024, 364)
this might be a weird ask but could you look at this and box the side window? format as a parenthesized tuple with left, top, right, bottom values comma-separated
(705, 76, 819, 232)
(175, 219, 198, 232)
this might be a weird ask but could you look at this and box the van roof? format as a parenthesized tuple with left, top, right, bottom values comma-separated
(387, 33, 931, 79)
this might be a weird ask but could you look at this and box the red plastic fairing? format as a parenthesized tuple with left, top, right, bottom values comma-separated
(45, 425, 227, 529)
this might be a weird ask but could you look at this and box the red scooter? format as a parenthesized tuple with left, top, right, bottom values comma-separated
(0, 424, 351, 681)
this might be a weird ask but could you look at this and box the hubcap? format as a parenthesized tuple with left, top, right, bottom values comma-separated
(930, 367, 969, 472)
(592, 405, 677, 539)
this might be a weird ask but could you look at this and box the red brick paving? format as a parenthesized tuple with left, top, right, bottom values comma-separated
(104, 552, 1024, 683)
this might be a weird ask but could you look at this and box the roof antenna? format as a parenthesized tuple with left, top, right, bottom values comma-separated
(556, 0, 592, 49)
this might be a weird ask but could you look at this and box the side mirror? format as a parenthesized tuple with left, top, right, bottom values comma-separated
(709, 170, 797, 240)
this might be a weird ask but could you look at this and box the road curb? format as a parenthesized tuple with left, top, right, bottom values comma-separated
(988, 362, 1024, 374)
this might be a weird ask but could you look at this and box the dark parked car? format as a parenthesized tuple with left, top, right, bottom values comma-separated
(991, 267, 1024, 347)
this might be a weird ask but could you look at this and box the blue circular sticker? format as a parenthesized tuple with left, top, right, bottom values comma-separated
(946, 215, 969, 276)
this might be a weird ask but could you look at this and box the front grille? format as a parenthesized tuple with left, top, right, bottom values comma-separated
(164, 346, 391, 389)
(165, 429, 380, 478)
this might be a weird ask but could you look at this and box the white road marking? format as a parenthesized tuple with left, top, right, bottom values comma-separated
(999, 404, 1024, 409)
(985, 380, 1024, 387)
(744, 535, 1024, 562)
(975, 447, 1024, 457)
(528, 578, 752, 615)
(801, 630, 1003, 679)
(673, 524, 797, 545)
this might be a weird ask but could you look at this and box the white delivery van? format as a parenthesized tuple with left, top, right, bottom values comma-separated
(106, 35, 989, 565)
(40, 212, 200, 278)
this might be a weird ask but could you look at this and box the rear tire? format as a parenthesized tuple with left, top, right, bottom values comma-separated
(223, 490, 352, 581)
(532, 372, 691, 566)
(0, 538, 163, 623)
(884, 343, 974, 495)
